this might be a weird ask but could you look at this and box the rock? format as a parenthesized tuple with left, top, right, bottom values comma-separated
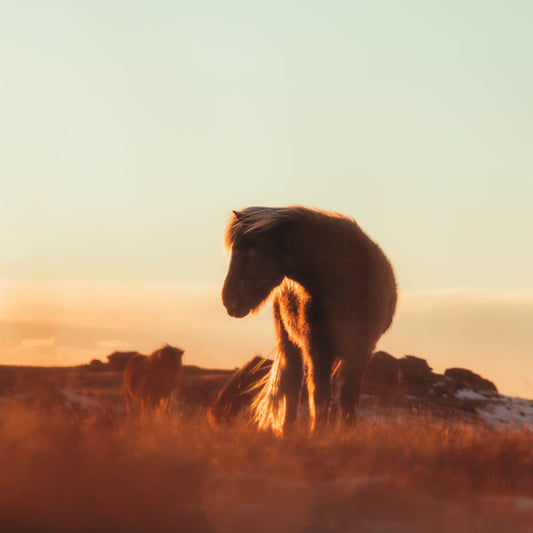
(394, 355, 435, 397)
(88, 359, 106, 371)
(106, 351, 139, 372)
(362, 352, 402, 400)
(444, 368, 498, 394)
(367, 351, 400, 381)
(398, 355, 432, 377)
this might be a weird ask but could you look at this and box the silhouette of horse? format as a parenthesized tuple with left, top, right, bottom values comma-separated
(123, 345, 184, 416)
(207, 356, 273, 425)
(222, 206, 397, 432)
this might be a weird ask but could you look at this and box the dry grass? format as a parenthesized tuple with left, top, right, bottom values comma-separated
(1, 404, 532, 533)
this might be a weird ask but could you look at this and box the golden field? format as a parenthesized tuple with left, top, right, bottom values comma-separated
(0, 362, 532, 533)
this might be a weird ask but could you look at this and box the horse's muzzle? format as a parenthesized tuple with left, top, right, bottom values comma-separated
(223, 301, 250, 319)
(222, 292, 250, 318)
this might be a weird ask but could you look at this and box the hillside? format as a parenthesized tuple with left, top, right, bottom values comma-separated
(1, 350, 532, 430)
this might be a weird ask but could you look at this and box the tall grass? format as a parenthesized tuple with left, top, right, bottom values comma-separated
(1, 405, 532, 532)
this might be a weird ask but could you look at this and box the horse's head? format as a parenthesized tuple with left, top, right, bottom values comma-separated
(222, 210, 286, 318)
(152, 345, 184, 371)
(157, 345, 184, 363)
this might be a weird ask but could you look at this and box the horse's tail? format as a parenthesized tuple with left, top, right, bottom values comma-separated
(251, 348, 287, 433)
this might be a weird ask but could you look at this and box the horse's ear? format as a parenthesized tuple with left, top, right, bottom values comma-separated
(233, 210, 243, 220)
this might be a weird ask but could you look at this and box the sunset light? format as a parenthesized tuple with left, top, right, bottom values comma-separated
(1, 2, 532, 531)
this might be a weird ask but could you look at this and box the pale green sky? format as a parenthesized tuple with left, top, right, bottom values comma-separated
(2, 0, 532, 289)
(1, 1, 532, 394)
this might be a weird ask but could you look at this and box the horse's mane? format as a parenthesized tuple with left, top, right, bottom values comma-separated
(224, 205, 350, 249)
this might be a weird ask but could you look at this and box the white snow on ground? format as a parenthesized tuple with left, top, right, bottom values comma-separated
(454, 389, 488, 401)
(476, 395, 533, 430)
(452, 388, 533, 429)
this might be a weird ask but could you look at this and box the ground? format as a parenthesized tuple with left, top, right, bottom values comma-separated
(0, 360, 532, 532)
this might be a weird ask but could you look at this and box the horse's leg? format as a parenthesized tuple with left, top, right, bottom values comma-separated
(301, 321, 335, 430)
(125, 391, 133, 414)
(278, 336, 304, 430)
(125, 393, 137, 417)
(273, 300, 304, 430)
(329, 360, 344, 425)
(339, 345, 373, 426)
(125, 386, 142, 418)
(305, 343, 335, 430)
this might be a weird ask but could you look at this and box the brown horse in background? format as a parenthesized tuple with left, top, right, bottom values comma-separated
(222, 206, 397, 432)
(124, 345, 184, 416)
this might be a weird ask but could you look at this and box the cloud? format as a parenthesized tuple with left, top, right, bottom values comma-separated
(95, 339, 129, 352)
(20, 336, 56, 349)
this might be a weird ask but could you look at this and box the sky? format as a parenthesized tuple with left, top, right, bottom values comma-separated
(1, 1, 532, 397)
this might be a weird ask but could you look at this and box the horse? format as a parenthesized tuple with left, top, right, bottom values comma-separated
(207, 356, 345, 426)
(207, 356, 273, 425)
(222, 206, 397, 432)
(123, 345, 184, 416)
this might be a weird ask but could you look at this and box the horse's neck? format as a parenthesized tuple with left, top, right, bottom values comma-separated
(283, 224, 334, 297)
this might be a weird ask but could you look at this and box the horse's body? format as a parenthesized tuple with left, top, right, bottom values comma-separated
(222, 206, 397, 432)
(123, 345, 184, 416)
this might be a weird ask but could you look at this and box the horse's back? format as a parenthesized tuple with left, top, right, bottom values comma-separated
(124, 354, 143, 380)
(317, 217, 396, 334)
(148, 348, 183, 394)
(344, 236, 397, 335)
(276, 215, 397, 348)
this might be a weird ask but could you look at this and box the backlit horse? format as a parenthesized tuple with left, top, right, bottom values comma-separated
(222, 206, 397, 432)
(207, 356, 273, 425)
(123, 345, 184, 416)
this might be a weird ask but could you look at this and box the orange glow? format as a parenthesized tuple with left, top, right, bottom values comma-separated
(1, 281, 533, 400)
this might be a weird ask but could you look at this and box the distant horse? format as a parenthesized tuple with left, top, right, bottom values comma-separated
(207, 356, 273, 425)
(123, 345, 184, 416)
(222, 206, 397, 432)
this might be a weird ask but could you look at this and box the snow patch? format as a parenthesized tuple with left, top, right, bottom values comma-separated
(455, 389, 487, 401)
(477, 395, 533, 429)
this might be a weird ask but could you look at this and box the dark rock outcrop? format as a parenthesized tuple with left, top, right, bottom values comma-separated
(362, 351, 402, 401)
(106, 351, 139, 372)
(444, 368, 498, 394)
